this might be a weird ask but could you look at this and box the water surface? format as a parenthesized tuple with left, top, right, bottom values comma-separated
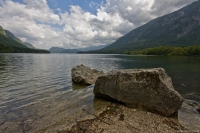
(0, 54, 200, 132)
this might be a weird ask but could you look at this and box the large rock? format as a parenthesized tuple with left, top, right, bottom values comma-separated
(71, 64, 104, 85)
(93, 68, 183, 116)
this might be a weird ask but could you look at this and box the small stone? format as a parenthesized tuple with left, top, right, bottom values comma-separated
(119, 114, 124, 121)
(195, 105, 200, 113)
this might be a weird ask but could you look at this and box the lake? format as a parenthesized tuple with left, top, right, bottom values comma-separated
(0, 53, 200, 132)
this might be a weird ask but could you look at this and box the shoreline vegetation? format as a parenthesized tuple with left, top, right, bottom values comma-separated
(124, 45, 200, 56)
(0, 43, 50, 53)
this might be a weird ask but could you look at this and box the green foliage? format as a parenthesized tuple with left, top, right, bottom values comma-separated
(125, 46, 200, 56)
(0, 26, 6, 36)
(0, 43, 50, 53)
(4, 30, 23, 44)
(0, 33, 27, 48)
(13, 47, 50, 53)
(0, 43, 14, 53)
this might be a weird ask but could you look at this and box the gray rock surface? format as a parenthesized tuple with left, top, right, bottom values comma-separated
(178, 101, 200, 130)
(71, 64, 104, 85)
(184, 99, 200, 113)
(94, 68, 183, 116)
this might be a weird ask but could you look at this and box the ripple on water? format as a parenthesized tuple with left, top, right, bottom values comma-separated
(0, 54, 200, 133)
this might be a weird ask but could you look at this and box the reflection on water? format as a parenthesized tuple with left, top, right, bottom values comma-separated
(0, 53, 200, 132)
(72, 83, 92, 90)
(122, 55, 200, 101)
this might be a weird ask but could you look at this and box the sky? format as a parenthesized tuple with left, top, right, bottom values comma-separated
(0, 0, 197, 50)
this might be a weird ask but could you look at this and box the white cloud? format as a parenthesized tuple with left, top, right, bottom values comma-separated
(59, 5, 131, 48)
(0, 0, 60, 23)
(126, 6, 132, 11)
(0, 0, 197, 49)
(0, 0, 61, 49)
(107, 0, 195, 26)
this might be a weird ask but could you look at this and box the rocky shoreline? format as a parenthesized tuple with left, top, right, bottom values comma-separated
(60, 99, 200, 133)
(68, 65, 200, 133)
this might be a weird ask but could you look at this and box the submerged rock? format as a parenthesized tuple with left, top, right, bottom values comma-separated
(184, 99, 200, 113)
(178, 101, 200, 130)
(71, 64, 104, 85)
(94, 68, 183, 116)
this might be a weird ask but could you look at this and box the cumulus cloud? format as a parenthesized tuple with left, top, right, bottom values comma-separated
(126, 6, 132, 11)
(107, 0, 196, 27)
(0, 0, 61, 49)
(0, 0, 60, 23)
(150, 0, 196, 16)
(0, 0, 197, 49)
(59, 5, 132, 48)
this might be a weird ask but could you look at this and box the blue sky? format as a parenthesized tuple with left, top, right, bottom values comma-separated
(12, 0, 106, 14)
(48, 0, 106, 13)
(0, 0, 196, 49)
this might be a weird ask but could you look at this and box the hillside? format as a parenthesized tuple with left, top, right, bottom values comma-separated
(0, 26, 6, 36)
(49, 47, 81, 53)
(0, 26, 49, 53)
(24, 42, 35, 49)
(0, 31, 27, 48)
(4, 30, 24, 44)
(89, 0, 200, 54)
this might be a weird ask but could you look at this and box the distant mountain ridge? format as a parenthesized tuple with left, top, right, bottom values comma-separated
(0, 25, 49, 53)
(4, 30, 36, 49)
(78, 44, 109, 51)
(4, 30, 24, 44)
(89, 0, 200, 54)
(49, 47, 81, 53)
(49, 44, 109, 53)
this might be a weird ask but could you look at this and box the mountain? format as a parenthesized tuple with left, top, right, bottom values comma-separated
(90, 1, 200, 54)
(0, 26, 49, 53)
(0, 29, 27, 48)
(4, 30, 36, 49)
(49, 44, 109, 53)
(78, 44, 109, 51)
(0, 26, 6, 36)
(4, 30, 23, 44)
(49, 47, 81, 53)
(24, 42, 35, 49)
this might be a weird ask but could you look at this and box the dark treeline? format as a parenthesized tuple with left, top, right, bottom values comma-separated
(0, 43, 50, 53)
(125, 46, 200, 56)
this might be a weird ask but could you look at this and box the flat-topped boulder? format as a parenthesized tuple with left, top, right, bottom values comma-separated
(71, 64, 104, 85)
(94, 68, 183, 116)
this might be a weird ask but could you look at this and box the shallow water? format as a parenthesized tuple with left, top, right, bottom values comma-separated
(0, 54, 200, 132)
